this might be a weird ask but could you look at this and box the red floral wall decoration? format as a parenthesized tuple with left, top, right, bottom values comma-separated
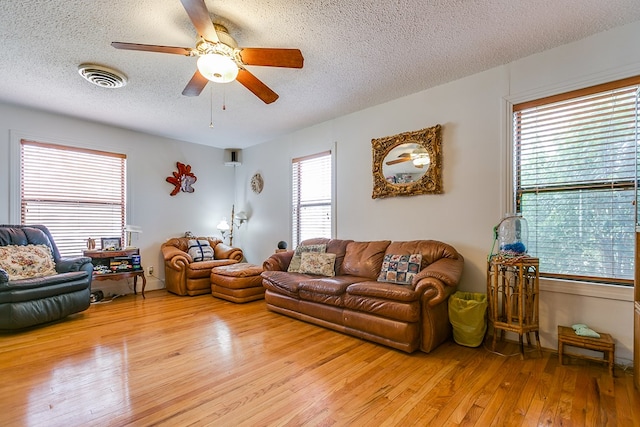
(166, 162, 197, 196)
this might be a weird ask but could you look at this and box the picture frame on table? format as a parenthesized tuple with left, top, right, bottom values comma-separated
(101, 237, 122, 251)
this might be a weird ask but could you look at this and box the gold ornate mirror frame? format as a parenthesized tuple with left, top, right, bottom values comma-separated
(371, 124, 442, 199)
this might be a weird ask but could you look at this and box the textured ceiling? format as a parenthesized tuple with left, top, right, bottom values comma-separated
(1, 0, 639, 149)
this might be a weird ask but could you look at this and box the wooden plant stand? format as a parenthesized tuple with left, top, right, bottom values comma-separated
(487, 256, 541, 359)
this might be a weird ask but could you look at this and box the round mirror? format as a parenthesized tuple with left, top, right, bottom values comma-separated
(371, 124, 442, 199)
(382, 142, 430, 185)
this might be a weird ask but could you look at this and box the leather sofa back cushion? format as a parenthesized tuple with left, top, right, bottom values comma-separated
(298, 238, 354, 274)
(164, 237, 222, 253)
(385, 240, 460, 269)
(341, 241, 391, 279)
(0, 244, 57, 280)
(0, 226, 52, 248)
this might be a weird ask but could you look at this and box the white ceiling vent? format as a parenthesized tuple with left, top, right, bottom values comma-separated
(78, 64, 127, 88)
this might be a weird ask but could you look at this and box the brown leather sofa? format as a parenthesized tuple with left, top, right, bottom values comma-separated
(161, 237, 243, 296)
(262, 238, 464, 353)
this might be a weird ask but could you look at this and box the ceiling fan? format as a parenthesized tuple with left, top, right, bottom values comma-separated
(111, 0, 304, 104)
(386, 151, 430, 168)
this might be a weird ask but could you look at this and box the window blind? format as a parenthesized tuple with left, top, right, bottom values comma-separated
(21, 140, 126, 257)
(513, 77, 640, 284)
(291, 151, 332, 248)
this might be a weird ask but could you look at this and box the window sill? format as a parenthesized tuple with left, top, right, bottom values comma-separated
(539, 278, 634, 302)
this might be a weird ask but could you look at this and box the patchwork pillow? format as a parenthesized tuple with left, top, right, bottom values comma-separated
(0, 244, 57, 280)
(187, 239, 214, 262)
(299, 252, 336, 277)
(377, 253, 422, 285)
(287, 244, 327, 272)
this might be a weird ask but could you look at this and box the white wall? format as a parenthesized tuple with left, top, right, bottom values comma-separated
(237, 21, 640, 365)
(0, 104, 234, 295)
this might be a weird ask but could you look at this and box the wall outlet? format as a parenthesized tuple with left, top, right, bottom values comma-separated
(147, 266, 154, 275)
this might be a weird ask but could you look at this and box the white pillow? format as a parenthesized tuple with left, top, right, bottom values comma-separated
(287, 244, 327, 272)
(299, 252, 336, 277)
(187, 239, 214, 262)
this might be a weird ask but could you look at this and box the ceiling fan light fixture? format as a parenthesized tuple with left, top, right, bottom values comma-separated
(412, 156, 430, 166)
(197, 53, 238, 83)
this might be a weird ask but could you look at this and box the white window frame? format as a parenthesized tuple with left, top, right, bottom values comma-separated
(9, 131, 127, 257)
(504, 76, 638, 302)
(291, 149, 335, 248)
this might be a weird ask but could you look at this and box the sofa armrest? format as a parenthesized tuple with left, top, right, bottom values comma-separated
(416, 277, 457, 306)
(213, 243, 243, 261)
(56, 256, 93, 273)
(162, 245, 192, 272)
(263, 251, 294, 271)
(418, 278, 458, 352)
(413, 256, 464, 288)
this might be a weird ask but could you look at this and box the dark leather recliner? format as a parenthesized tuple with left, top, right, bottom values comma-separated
(0, 224, 93, 330)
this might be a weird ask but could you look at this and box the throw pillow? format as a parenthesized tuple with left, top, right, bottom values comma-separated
(187, 239, 214, 262)
(299, 252, 336, 277)
(377, 253, 422, 285)
(287, 244, 327, 272)
(0, 244, 57, 280)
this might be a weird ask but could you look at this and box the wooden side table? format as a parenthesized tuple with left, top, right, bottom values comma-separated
(558, 325, 615, 376)
(84, 248, 147, 298)
(487, 256, 541, 359)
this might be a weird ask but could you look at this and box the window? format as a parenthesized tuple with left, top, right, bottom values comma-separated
(291, 151, 332, 248)
(21, 140, 126, 257)
(513, 77, 640, 285)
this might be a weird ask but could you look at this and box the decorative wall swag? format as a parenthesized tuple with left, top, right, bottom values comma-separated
(371, 124, 442, 199)
(166, 162, 197, 196)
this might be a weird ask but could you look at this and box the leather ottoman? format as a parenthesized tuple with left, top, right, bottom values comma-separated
(210, 263, 265, 303)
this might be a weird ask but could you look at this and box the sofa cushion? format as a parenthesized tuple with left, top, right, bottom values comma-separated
(385, 240, 460, 268)
(299, 276, 364, 295)
(0, 244, 57, 280)
(287, 244, 326, 273)
(343, 294, 421, 323)
(186, 259, 238, 277)
(261, 270, 315, 298)
(187, 239, 214, 261)
(345, 281, 421, 323)
(346, 281, 419, 302)
(298, 252, 336, 277)
(378, 253, 422, 285)
(341, 241, 390, 279)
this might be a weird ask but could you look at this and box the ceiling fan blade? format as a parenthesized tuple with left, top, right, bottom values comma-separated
(111, 42, 193, 56)
(386, 158, 412, 166)
(182, 70, 209, 97)
(180, 0, 219, 42)
(239, 48, 304, 68)
(236, 69, 279, 104)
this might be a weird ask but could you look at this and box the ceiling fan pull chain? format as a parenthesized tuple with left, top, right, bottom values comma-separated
(209, 85, 214, 128)
(222, 88, 226, 111)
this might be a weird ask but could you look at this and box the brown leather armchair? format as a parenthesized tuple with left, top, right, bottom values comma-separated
(161, 237, 243, 296)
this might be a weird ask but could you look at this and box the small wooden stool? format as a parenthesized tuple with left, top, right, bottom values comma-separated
(557, 325, 615, 376)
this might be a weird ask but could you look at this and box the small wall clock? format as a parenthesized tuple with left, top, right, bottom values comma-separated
(251, 173, 264, 194)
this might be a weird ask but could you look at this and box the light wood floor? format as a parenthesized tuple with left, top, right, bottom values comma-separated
(0, 290, 637, 426)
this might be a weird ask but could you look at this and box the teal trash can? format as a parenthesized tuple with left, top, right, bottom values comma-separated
(448, 291, 488, 347)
